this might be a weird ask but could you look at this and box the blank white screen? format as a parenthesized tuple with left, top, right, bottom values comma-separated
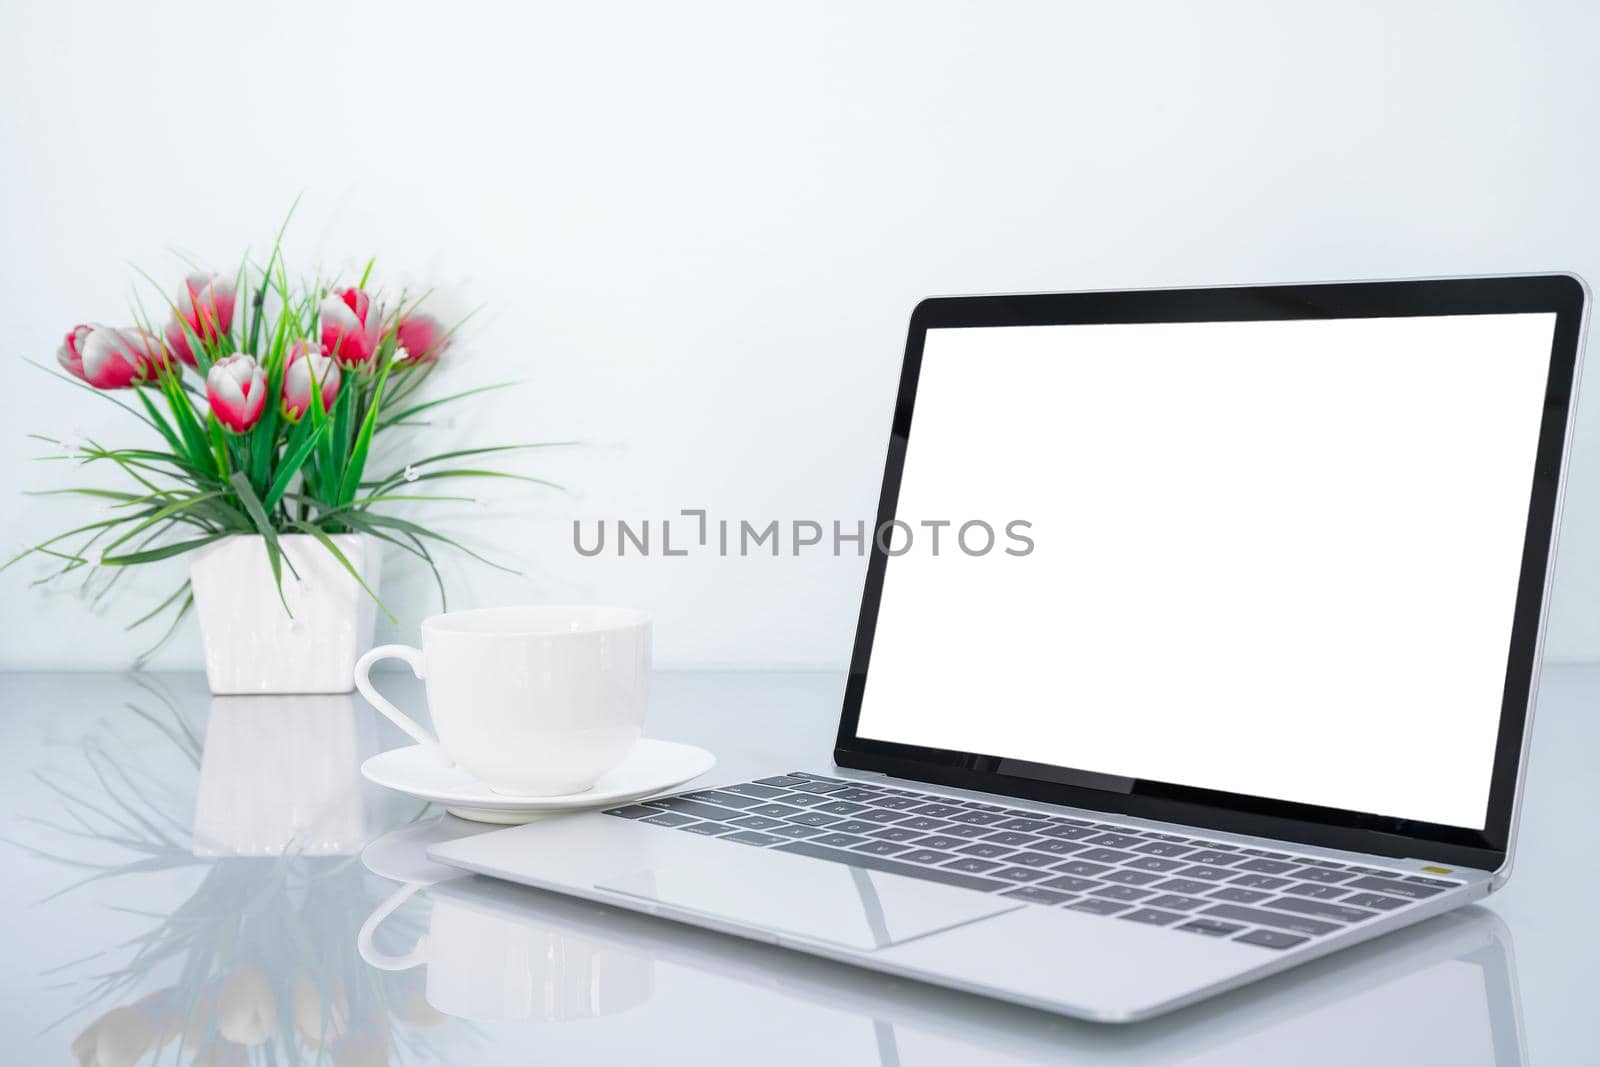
(856, 314, 1556, 829)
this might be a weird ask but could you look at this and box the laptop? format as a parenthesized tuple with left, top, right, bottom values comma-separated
(429, 275, 1586, 1022)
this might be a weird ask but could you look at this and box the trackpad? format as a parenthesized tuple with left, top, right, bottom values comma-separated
(595, 846, 1019, 951)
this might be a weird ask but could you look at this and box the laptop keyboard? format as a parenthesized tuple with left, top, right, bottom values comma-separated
(603, 772, 1463, 951)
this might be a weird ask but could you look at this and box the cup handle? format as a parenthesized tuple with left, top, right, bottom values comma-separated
(357, 882, 430, 971)
(354, 644, 452, 766)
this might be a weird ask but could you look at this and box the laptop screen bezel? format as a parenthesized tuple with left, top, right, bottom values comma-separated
(833, 276, 1586, 872)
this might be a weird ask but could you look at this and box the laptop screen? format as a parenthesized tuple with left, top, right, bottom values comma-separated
(854, 313, 1558, 831)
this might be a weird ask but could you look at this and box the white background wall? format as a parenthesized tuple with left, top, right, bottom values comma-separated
(2, 0, 1598, 670)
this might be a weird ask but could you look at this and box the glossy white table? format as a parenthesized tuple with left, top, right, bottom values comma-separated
(1, 667, 1595, 1065)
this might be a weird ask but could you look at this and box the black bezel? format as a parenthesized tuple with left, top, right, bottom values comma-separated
(835, 276, 1586, 872)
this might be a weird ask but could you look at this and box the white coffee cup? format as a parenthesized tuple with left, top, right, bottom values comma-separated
(354, 605, 650, 796)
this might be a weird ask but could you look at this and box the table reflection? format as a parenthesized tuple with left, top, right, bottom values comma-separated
(359, 815, 1526, 1066)
(7, 675, 1529, 1067)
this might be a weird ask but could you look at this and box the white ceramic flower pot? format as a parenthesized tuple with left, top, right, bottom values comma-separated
(189, 533, 382, 695)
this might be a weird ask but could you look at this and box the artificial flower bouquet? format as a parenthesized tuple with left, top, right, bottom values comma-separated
(9, 222, 554, 690)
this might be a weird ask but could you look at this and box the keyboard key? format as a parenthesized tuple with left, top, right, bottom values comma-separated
(748, 803, 805, 818)
(1101, 869, 1163, 886)
(1265, 897, 1376, 923)
(1201, 904, 1339, 937)
(730, 815, 787, 830)
(1231, 874, 1293, 890)
(768, 823, 826, 839)
(1237, 848, 1291, 859)
(1236, 929, 1309, 950)
(1134, 842, 1193, 857)
(1210, 887, 1273, 903)
(991, 867, 1052, 883)
(1345, 865, 1399, 877)
(1090, 884, 1154, 901)
(726, 783, 788, 799)
(1005, 851, 1066, 868)
(1087, 833, 1144, 849)
(1038, 824, 1099, 841)
(951, 810, 1008, 826)
(1053, 860, 1113, 878)
(681, 790, 762, 809)
(1282, 883, 1351, 900)
(939, 823, 996, 839)
(815, 800, 871, 816)
(870, 795, 925, 810)
(1341, 892, 1408, 911)
(853, 840, 912, 856)
(965, 802, 1006, 812)
(1039, 874, 1101, 893)
(1344, 876, 1446, 900)
(957, 841, 1015, 859)
(1294, 858, 1344, 869)
(754, 776, 811, 788)
(1186, 840, 1238, 850)
(773, 792, 839, 807)
(982, 831, 1042, 848)
(1144, 894, 1210, 911)
(641, 812, 696, 827)
(812, 832, 868, 848)
(1177, 918, 1245, 937)
(945, 857, 1004, 874)
(1291, 867, 1357, 884)
(1127, 856, 1187, 873)
(1140, 832, 1189, 843)
(1095, 824, 1141, 833)
(678, 821, 734, 836)
(785, 811, 840, 828)
(783, 779, 850, 795)
(1057, 817, 1098, 827)
(1184, 850, 1245, 866)
(1032, 839, 1090, 856)
(856, 809, 912, 824)
(1119, 908, 1184, 926)
(909, 803, 966, 818)
(898, 849, 957, 865)
(1068, 899, 1132, 916)
(896, 816, 951, 832)
(1002, 885, 1076, 905)
(774, 841, 1010, 892)
(1076, 848, 1136, 864)
(1173, 866, 1234, 882)
(868, 826, 925, 842)
(1406, 875, 1462, 889)
(997, 818, 1053, 833)
(1154, 878, 1216, 895)
(725, 830, 784, 846)
(911, 835, 969, 850)
(830, 820, 880, 835)
(603, 805, 656, 818)
(1236, 858, 1298, 874)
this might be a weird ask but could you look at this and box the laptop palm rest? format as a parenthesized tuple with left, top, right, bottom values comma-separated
(595, 848, 1020, 952)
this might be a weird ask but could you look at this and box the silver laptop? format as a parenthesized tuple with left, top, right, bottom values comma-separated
(430, 275, 1586, 1022)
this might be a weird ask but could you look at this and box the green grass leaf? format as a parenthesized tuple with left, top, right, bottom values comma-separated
(228, 471, 292, 613)
(288, 519, 395, 623)
(102, 534, 228, 566)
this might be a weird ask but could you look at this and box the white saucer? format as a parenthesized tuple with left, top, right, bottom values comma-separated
(360, 739, 716, 824)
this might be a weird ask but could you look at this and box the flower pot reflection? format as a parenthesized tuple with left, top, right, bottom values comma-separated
(362, 879, 655, 1023)
(193, 694, 375, 857)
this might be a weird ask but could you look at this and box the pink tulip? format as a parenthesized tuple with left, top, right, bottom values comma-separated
(206, 353, 266, 433)
(282, 339, 341, 420)
(56, 324, 93, 380)
(77, 325, 168, 389)
(166, 273, 235, 368)
(395, 313, 450, 364)
(320, 288, 382, 367)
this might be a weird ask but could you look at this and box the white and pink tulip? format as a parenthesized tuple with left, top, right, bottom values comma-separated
(63, 325, 167, 389)
(206, 354, 267, 433)
(166, 273, 236, 367)
(395, 313, 449, 364)
(320, 288, 382, 367)
(281, 339, 341, 420)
